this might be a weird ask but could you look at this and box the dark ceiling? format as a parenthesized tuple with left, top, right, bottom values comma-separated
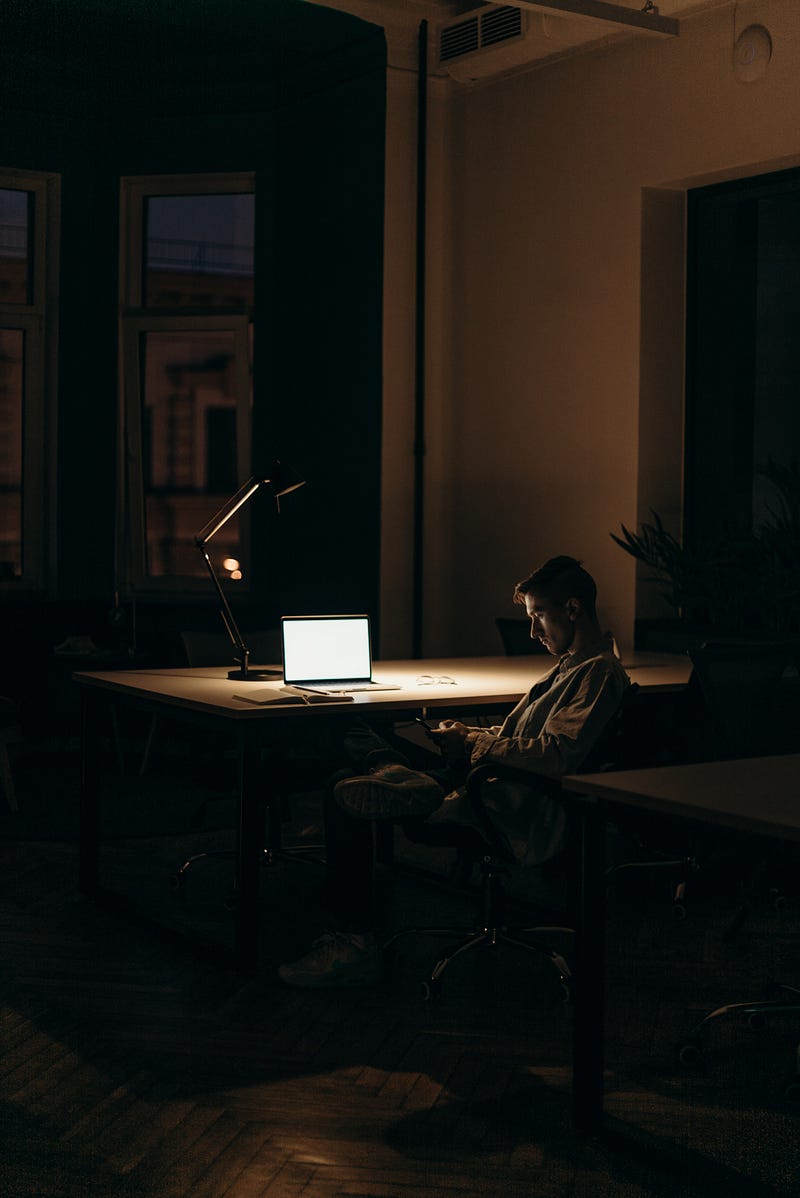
(1, 0, 380, 74)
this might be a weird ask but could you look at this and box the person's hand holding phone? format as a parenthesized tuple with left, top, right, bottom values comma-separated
(416, 716, 469, 761)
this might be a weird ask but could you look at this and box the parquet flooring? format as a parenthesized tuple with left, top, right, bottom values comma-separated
(2, 812, 799, 1196)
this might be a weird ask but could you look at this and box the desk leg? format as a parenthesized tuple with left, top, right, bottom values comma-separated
(234, 728, 263, 974)
(79, 690, 101, 896)
(572, 799, 606, 1135)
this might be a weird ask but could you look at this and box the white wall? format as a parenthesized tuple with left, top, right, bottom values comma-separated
(378, 27, 458, 659)
(377, 0, 800, 659)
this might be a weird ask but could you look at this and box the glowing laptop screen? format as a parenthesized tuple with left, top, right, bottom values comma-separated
(281, 615, 373, 685)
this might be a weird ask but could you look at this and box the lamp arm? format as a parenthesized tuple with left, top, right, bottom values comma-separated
(194, 478, 264, 677)
(197, 544, 250, 673)
(192, 464, 304, 681)
(195, 476, 261, 547)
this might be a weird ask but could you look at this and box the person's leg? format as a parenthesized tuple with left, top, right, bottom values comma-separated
(322, 769, 379, 932)
(277, 724, 458, 989)
(277, 769, 382, 988)
(343, 718, 456, 772)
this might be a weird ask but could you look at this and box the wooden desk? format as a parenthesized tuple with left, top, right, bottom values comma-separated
(74, 649, 690, 716)
(562, 754, 800, 1138)
(74, 651, 690, 972)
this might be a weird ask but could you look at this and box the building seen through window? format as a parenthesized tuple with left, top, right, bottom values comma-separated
(0, 180, 49, 587)
(0, 188, 29, 579)
(122, 180, 255, 587)
(0, 188, 30, 305)
(144, 193, 254, 310)
(141, 329, 240, 577)
(0, 327, 24, 580)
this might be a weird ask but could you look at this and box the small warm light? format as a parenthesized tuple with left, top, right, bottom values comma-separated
(222, 558, 240, 572)
(230, 569, 243, 581)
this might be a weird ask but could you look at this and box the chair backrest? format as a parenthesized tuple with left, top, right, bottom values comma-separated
(687, 641, 794, 760)
(578, 681, 645, 774)
(495, 617, 548, 656)
(180, 628, 281, 668)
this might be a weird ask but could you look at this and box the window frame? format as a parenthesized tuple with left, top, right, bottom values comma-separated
(118, 172, 255, 596)
(0, 169, 59, 594)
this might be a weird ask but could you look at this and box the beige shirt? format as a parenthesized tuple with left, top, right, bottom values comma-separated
(430, 635, 630, 865)
(467, 633, 630, 778)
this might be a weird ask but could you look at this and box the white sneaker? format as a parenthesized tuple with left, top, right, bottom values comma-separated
(277, 931, 382, 989)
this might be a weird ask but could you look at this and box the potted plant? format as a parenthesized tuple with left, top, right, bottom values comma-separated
(611, 459, 800, 645)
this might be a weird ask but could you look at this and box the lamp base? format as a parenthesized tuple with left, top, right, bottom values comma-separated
(227, 667, 282, 681)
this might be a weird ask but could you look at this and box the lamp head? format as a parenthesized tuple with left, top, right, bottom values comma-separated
(263, 459, 305, 501)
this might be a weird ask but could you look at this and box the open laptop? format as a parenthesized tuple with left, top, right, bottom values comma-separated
(281, 614, 401, 693)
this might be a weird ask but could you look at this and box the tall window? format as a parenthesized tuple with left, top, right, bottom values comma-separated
(0, 171, 59, 590)
(686, 166, 800, 555)
(119, 174, 255, 591)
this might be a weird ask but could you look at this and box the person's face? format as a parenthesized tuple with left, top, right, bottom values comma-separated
(524, 591, 577, 656)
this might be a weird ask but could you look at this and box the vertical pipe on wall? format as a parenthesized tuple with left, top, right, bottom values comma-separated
(412, 20, 428, 658)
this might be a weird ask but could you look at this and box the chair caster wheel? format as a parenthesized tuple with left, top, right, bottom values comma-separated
(170, 873, 184, 893)
(672, 902, 687, 922)
(785, 1079, 800, 1101)
(223, 890, 238, 912)
(421, 979, 441, 1001)
(677, 1040, 702, 1067)
(558, 980, 572, 1005)
(747, 1011, 767, 1032)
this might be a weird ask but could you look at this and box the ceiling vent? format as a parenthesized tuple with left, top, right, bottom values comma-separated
(439, 6, 526, 66)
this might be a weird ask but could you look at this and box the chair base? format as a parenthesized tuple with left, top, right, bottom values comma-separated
(677, 983, 800, 1084)
(170, 842, 326, 909)
(384, 920, 573, 1001)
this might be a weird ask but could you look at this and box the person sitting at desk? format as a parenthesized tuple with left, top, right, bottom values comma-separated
(278, 555, 630, 989)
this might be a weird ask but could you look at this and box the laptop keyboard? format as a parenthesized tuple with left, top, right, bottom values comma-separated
(293, 681, 401, 693)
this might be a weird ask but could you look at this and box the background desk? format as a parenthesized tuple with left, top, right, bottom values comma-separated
(563, 754, 800, 1143)
(75, 652, 690, 972)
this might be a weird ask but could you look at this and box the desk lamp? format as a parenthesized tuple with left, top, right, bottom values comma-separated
(195, 461, 305, 680)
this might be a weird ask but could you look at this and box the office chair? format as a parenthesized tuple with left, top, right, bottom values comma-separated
(674, 640, 800, 1085)
(384, 684, 647, 1001)
(685, 640, 794, 762)
(170, 750, 329, 906)
(179, 628, 282, 670)
(609, 641, 796, 923)
(140, 628, 283, 776)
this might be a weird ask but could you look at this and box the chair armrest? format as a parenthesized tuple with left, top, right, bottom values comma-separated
(464, 762, 565, 858)
(466, 761, 563, 801)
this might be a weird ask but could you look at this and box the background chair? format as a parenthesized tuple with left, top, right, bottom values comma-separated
(170, 629, 327, 903)
(179, 628, 282, 670)
(684, 640, 795, 761)
(683, 639, 797, 917)
(612, 640, 799, 921)
(137, 628, 283, 777)
(495, 617, 549, 656)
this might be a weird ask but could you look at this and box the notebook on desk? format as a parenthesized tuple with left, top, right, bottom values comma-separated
(280, 614, 401, 693)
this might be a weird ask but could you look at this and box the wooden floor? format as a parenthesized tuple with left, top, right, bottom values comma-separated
(2, 749, 800, 1197)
